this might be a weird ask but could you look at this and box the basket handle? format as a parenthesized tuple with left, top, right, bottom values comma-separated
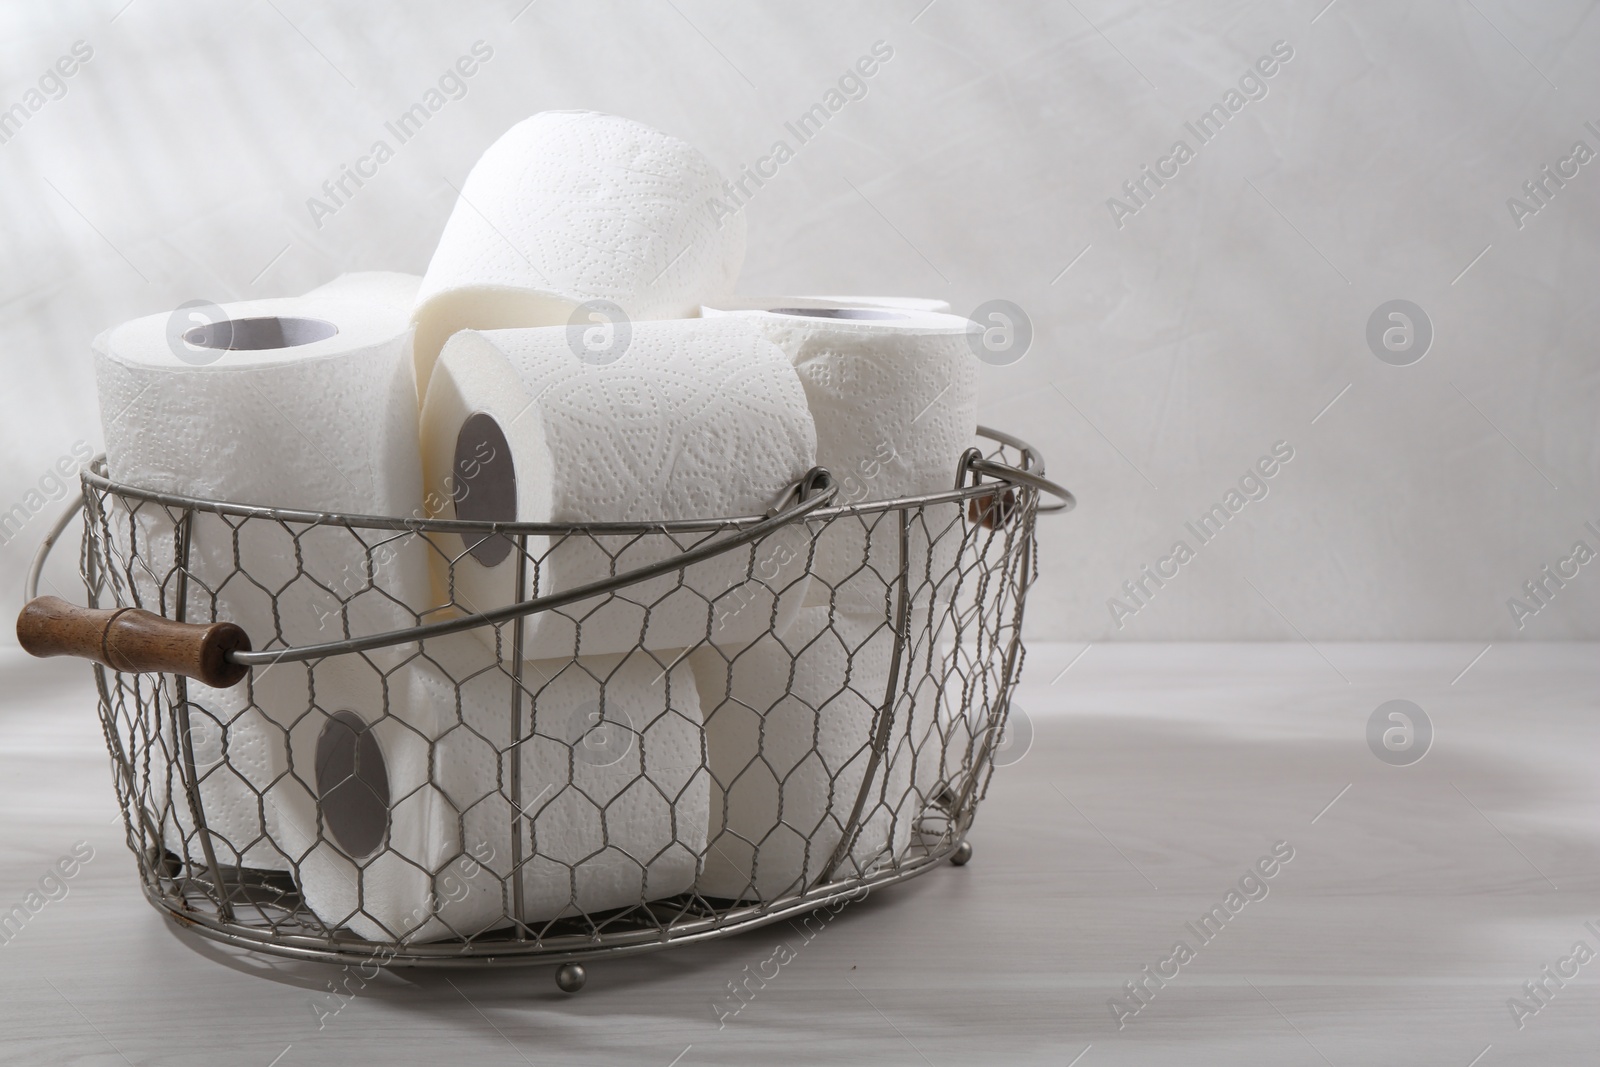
(226, 466, 841, 669)
(16, 596, 251, 688)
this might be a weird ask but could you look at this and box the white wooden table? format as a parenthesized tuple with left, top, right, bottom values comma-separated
(1, 642, 1595, 1065)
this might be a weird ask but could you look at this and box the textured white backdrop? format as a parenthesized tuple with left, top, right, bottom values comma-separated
(1, 0, 1597, 644)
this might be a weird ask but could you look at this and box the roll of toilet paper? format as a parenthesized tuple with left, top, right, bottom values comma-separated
(276, 633, 710, 940)
(419, 315, 816, 661)
(703, 304, 978, 619)
(161, 682, 288, 870)
(94, 290, 430, 875)
(419, 635, 709, 935)
(257, 655, 458, 941)
(412, 110, 745, 396)
(306, 271, 422, 312)
(690, 607, 918, 902)
(93, 291, 430, 654)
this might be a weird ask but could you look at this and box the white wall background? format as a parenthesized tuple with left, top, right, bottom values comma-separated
(1, 0, 1596, 644)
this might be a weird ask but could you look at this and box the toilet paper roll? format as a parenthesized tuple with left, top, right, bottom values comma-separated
(412, 110, 745, 396)
(306, 271, 422, 312)
(419, 316, 817, 661)
(690, 607, 917, 902)
(92, 291, 429, 653)
(149, 679, 286, 871)
(703, 304, 978, 619)
(259, 656, 458, 941)
(94, 290, 430, 873)
(275, 633, 710, 940)
(415, 634, 709, 936)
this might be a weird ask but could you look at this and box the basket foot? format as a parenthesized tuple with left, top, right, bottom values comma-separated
(555, 963, 587, 993)
(950, 839, 973, 866)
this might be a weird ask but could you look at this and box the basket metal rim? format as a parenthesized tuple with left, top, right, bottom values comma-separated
(76, 426, 1065, 533)
(148, 833, 966, 969)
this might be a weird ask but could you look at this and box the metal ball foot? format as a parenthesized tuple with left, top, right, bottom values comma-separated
(950, 839, 973, 866)
(555, 963, 587, 993)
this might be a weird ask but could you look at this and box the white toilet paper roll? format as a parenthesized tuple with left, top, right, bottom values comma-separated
(94, 291, 430, 873)
(306, 271, 422, 312)
(161, 682, 285, 871)
(703, 304, 978, 619)
(259, 656, 457, 941)
(93, 292, 429, 652)
(419, 316, 816, 661)
(412, 110, 745, 396)
(413, 634, 710, 936)
(690, 607, 918, 901)
(274, 633, 709, 940)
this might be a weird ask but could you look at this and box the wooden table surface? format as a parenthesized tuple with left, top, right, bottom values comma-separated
(1, 642, 1595, 1066)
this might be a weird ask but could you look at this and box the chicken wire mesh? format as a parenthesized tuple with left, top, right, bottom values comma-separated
(64, 430, 1054, 967)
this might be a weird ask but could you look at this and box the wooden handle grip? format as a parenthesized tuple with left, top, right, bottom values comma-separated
(968, 487, 1018, 530)
(16, 596, 251, 688)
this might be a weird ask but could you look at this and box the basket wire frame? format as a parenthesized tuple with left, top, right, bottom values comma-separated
(68, 431, 1049, 968)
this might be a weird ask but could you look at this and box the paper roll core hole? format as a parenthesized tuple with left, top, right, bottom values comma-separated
(769, 307, 908, 321)
(315, 710, 390, 860)
(454, 412, 517, 568)
(183, 316, 339, 351)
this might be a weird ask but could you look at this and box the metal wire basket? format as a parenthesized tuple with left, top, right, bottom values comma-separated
(18, 426, 1070, 990)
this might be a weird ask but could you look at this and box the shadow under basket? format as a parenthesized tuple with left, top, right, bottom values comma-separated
(16, 427, 1072, 992)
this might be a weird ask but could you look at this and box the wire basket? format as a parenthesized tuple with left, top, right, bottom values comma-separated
(19, 427, 1070, 987)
